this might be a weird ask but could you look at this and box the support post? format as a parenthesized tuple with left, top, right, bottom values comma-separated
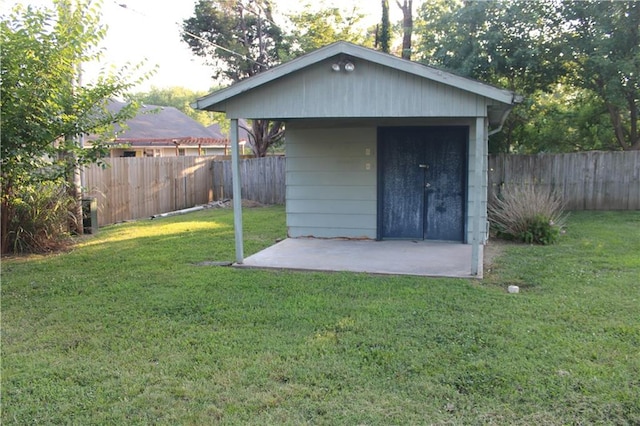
(470, 117, 486, 276)
(230, 118, 244, 263)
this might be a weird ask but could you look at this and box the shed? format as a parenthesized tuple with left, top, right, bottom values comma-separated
(193, 42, 521, 277)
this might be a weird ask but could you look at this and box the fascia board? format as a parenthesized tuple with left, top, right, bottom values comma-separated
(192, 42, 521, 111)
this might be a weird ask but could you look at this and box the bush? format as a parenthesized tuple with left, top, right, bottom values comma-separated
(7, 182, 75, 254)
(488, 184, 567, 245)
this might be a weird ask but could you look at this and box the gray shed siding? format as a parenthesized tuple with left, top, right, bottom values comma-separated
(286, 125, 378, 238)
(220, 59, 494, 119)
(286, 120, 489, 243)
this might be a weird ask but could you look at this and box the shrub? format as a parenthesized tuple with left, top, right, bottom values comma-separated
(7, 182, 75, 254)
(488, 184, 567, 245)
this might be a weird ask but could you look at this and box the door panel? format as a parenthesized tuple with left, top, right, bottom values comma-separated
(423, 128, 467, 241)
(379, 126, 467, 241)
(379, 129, 424, 238)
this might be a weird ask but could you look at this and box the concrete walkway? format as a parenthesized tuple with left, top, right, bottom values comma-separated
(237, 238, 482, 278)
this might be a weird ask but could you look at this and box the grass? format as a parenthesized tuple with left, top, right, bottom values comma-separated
(2, 207, 639, 424)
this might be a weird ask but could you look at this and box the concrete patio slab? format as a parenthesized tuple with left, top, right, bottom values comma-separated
(237, 238, 482, 278)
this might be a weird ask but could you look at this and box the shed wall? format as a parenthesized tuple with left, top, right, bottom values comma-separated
(221, 59, 492, 119)
(286, 125, 378, 238)
(286, 120, 489, 243)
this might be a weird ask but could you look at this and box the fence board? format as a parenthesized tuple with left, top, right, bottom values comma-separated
(211, 156, 286, 205)
(489, 151, 640, 211)
(84, 157, 215, 226)
(84, 152, 636, 228)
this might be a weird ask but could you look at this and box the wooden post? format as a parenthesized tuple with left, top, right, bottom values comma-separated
(230, 119, 244, 264)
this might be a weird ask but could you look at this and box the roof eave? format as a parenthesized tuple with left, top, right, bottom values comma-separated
(192, 42, 522, 112)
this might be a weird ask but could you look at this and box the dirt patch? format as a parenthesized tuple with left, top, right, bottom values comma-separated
(483, 238, 515, 273)
(483, 238, 527, 274)
(483, 239, 507, 271)
(194, 261, 233, 267)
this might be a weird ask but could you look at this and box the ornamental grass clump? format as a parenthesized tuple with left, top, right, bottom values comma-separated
(488, 184, 567, 245)
(7, 182, 75, 254)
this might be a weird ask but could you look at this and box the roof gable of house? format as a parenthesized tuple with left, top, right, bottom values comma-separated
(84, 100, 228, 149)
(193, 41, 521, 123)
(111, 102, 219, 140)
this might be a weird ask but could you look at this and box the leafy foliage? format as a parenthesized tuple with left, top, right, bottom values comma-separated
(418, 0, 564, 93)
(131, 86, 226, 129)
(378, 0, 391, 53)
(513, 86, 618, 153)
(182, 0, 287, 82)
(182, 0, 288, 156)
(415, 0, 639, 154)
(561, 1, 640, 151)
(0, 0, 151, 253)
(287, 3, 373, 54)
(488, 185, 567, 245)
(181, 0, 377, 157)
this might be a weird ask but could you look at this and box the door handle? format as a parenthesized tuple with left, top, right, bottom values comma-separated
(425, 183, 431, 188)
(419, 164, 429, 169)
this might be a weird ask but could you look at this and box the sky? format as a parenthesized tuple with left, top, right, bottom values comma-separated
(3, 0, 405, 94)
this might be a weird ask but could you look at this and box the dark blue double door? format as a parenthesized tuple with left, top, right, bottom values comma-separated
(378, 126, 467, 242)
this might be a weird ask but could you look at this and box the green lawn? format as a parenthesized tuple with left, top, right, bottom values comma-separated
(2, 207, 639, 425)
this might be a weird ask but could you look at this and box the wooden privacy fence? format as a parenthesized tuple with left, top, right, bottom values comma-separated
(83, 156, 286, 227)
(84, 157, 215, 226)
(84, 151, 637, 227)
(212, 156, 286, 205)
(489, 151, 640, 210)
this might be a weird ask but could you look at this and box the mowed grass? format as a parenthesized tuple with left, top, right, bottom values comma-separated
(2, 207, 639, 425)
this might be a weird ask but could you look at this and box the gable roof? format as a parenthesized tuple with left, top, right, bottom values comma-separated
(206, 123, 225, 139)
(85, 100, 228, 149)
(193, 41, 522, 115)
(109, 101, 220, 141)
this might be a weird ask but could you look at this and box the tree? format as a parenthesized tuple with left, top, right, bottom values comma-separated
(561, 1, 640, 151)
(416, 0, 571, 153)
(418, 0, 564, 93)
(414, 0, 463, 61)
(493, 85, 618, 154)
(395, 0, 413, 59)
(182, 0, 288, 157)
(0, 0, 148, 253)
(377, 0, 391, 53)
(416, 0, 639, 153)
(286, 3, 372, 53)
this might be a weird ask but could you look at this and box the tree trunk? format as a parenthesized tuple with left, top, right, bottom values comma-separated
(245, 119, 284, 157)
(396, 0, 413, 60)
(607, 103, 640, 151)
(64, 135, 83, 235)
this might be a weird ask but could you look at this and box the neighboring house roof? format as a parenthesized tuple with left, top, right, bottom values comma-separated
(192, 41, 522, 126)
(206, 123, 225, 139)
(91, 100, 227, 149)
